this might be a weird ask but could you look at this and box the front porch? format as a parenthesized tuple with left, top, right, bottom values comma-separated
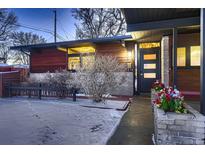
(108, 95, 200, 145)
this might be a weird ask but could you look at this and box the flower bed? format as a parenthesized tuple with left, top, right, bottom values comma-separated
(152, 81, 205, 145)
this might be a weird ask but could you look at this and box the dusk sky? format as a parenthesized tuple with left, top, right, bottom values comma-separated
(9, 8, 77, 42)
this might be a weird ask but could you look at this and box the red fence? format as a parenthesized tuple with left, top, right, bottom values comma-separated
(0, 71, 20, 97)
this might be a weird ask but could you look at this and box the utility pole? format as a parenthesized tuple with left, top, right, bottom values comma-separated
(53, 9, 57, 43)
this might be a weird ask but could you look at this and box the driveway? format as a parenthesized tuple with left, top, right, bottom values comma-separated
(0, 97, 126, 145)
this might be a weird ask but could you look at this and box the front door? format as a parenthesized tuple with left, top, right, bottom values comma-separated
(139, 48, 160, 92)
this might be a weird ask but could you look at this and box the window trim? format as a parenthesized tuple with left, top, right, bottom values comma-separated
(177, 47, 186, 67)
(174, 45, 200, 69)
(190, 46, 201, 67)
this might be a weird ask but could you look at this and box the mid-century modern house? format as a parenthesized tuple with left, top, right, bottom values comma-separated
(11, 9, 205, 111)
(11, 35, 136, 96)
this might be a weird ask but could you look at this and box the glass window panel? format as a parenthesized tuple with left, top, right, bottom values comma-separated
(143, 54, 156, 60)
(177, 47, 186, 66)
(144, 73, 156, 78)
(144, 63, 156, 69)
(139, 42, 160, 49)
(68, 57, 80, 70)
(82, 55, 95, 67)
(190, 46, 200, 66)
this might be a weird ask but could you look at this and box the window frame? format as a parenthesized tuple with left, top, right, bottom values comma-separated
(174, 45, 200, 69)
(67, 53, 96, 71)
(177, 47, 186, 67)
(190, 46, 201, 67)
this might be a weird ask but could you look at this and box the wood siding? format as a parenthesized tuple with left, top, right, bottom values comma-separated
(169, 33, 200, 93)
(95, 42, 135, 64)
(0, 71, 20, 97)
(30, 48, 67, 73)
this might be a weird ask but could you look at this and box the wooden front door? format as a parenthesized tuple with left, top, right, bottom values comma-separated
(139, 48, 160, 92)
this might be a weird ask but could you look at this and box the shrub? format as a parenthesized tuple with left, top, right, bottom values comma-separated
(76, 55, 127, 102)
(28, 69, 74, 98)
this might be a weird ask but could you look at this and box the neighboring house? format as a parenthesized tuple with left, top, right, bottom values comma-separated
(10, 8, 203, 101)
(0, 63, 29, 82)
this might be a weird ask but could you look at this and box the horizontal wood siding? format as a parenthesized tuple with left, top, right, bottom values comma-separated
(0, 71, 20, 97)
(169, 33, 200, 94)
(30, 48, 67, 73)
(95, 42, 135, 64)
(169, 68, 200, 91)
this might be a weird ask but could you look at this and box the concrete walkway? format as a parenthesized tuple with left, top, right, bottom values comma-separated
(108, 95, 154, 145)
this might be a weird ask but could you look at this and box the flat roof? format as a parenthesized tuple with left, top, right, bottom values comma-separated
(10, 35, 132, 51)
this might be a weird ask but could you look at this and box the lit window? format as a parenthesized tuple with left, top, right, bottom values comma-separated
(139, 42, 160, 49)
(68, 57, 80, 70)
(144, 63, 156, 69)
(143, 54, 156, 60)
(144, 73, 156, 78)
(190, 46, 200, 66)
(177, 47, 186, 66)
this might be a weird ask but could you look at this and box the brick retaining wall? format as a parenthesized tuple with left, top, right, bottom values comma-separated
(153, 104, 205, 145)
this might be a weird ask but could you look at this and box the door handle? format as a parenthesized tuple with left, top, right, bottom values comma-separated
(140, 73, 143, 76)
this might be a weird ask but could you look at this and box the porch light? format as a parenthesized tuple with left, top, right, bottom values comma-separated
(127, 51, 132, 60)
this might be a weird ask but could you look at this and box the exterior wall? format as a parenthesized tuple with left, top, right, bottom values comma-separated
(95, 41, 135, 65)
(29, 42, 135, 96)
(0, 71, 20, 97)
(30, 48, 67, 73)
(95, 42, 135, 96)
(30, 72, 134, 96)
(169, 33, 200, 93)
(0, 66, 13, 72)
(110, 72, 134, 96)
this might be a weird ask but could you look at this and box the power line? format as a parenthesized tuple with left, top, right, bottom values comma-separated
(14, 23, 53, 34)
(14, 23, 66, 41)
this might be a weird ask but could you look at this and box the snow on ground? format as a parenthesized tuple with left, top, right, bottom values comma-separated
(0, 97, 127, 145)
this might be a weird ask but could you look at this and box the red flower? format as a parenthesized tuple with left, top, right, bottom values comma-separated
(165, 94, 171, 102)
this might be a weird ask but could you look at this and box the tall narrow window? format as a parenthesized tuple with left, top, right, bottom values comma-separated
(190, 46, 200, 66)
(177, 47, 186, 66)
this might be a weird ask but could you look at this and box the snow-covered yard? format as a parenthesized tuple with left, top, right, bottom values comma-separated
(0, 97, 127, 145)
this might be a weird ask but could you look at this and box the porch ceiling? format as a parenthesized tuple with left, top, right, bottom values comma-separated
(122, 8, 200, 32)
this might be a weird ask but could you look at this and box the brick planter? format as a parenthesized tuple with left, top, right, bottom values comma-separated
(151, 89, 156, 104)
(153, 104, 205, 145)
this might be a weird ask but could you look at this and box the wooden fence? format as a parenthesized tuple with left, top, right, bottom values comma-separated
(7, 83, 78, 101)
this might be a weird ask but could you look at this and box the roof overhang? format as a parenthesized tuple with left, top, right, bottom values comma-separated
(10, 35, 132, 51)
(122, 8, 200, 32)
(127, 17, 200, 32)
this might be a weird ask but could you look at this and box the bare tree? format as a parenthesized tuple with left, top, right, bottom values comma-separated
(0, 9, 18, 41)
(76, 55, 127, 102)
(72, 8, 126, 39)
(0, 42, 13, 63)
(11, 32, 47, 64)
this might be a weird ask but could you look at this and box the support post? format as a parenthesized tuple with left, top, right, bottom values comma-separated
(200, 8, 205, 115)
(72, 88, 76, 102)
(172, 28, 177, 88)
(38, 83, 42, 100)
(161, 36, 169, 87)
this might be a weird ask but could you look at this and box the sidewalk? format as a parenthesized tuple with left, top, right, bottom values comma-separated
(107, 96, 154, 145)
